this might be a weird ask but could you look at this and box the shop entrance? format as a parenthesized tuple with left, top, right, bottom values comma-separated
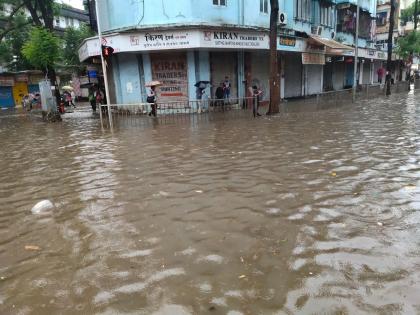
(210, 52, 238, 100)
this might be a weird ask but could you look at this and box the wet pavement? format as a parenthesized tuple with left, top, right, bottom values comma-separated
(1, 91, 420, 314)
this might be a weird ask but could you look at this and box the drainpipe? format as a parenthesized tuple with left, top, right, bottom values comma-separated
(238, 0, 244, 26)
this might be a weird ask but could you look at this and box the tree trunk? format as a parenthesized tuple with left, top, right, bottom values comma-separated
(48, 67, 61, 108)
(386, 0, 396, 96)
(267, 0, 280, 115)
(23, 0, 42, 26)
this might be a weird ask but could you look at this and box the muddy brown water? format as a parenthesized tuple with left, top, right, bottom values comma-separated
(1, 92, 420, 315)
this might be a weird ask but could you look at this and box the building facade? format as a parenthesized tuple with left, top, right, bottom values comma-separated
(79, 0, 387, 105)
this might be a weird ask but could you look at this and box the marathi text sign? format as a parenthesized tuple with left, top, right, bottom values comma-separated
(279, 36, 296, 47)
(302, 53, 325, 65)
(151, 53, 189, 103)
(128, 31, 197, 51)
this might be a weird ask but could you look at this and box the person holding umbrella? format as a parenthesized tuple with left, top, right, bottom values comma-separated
(145, 81, 161, 117)
(194, 81, 210, 113)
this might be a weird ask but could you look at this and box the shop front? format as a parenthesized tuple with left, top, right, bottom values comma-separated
(151, 52, 189, 103)
(210, 51, 238, 100)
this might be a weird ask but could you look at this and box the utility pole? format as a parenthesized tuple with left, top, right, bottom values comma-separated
(352, 1, 360, 102)
(268, 0, 280, 115)
(386, 0, 396, 96)
(95, 0, 113, 128)
(415, 0, 418, 30)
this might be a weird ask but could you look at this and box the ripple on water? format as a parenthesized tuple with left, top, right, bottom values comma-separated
(2, 94, 420, 314)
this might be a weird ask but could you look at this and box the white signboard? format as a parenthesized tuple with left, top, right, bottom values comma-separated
(200, 30, 269, 49)
(124, 31, 199, 51)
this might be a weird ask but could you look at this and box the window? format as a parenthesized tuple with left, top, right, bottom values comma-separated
(213, 0, 226, 6)
(260, 0, 268, 13)
(295, 0, 311, 21)
(320, 4, 333, 27)
(55, 18, 60, 26)
(376, 11, 387, 26)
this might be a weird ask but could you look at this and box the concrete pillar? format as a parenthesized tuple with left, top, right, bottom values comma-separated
(359, 61, 363, 85)
(280, 55, 285, 99)
(237, 51, 245, 99)
(370, 60, 374, 84)
(112, 55, 122, 104)
(302, 65, 307, 96)
(142, 53, 152, 84)
(187, 51, 196, 100)
(198, 51, 211, 98)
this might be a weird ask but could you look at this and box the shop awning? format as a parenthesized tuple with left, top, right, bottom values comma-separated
(308, 35, 354, 56)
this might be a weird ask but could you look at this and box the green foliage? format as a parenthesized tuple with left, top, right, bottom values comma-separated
(22, 27, 61, 70)
(62, 23, 94, 67)
(401, 1, 418, 25)
(0, 0, 32, 41)
(396, 31, 420, 58)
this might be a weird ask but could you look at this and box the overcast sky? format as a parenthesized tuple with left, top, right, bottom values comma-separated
(58, 0, 84, 10)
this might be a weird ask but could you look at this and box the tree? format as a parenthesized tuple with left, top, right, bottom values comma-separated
(22, 27, 61, 119)
(401, 0, 419, 29)
(22, 27, 60, 70)
(62, 24, 94, 69)
(0, 0, 31, 42)
(386, 0, 396, 96)
(397, 30, 420, 58)
(267, 0, 280, 115)
(0, 13, 32, 70)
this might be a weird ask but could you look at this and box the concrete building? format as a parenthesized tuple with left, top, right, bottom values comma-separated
(79, 0, 387, 106)
(400, 0, 417, 33)
(54, 6, 90, 32)
(374, 0, 414, 81)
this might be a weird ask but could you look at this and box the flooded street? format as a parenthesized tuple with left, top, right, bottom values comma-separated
(1, 92, 420, 314)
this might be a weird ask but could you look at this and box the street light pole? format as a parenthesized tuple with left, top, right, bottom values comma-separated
(95, 0, 113, 128)
(352, 0, 360, 102)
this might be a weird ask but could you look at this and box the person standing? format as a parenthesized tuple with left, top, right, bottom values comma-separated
(215, 82, 224, 108)
(88, 88, 96, 112)
(223, 76, 231, 101)
(70, 90, 76, 108)
(377, 66, 385, 84)
(252, 85, 262, 117)
(95, 88, 104, 106)
(147, 86, 157, 117)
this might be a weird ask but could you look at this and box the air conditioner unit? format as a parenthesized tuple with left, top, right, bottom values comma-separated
(278, 12, 287, 26)
(317, 26, 322, 36)
(311, 25, 322, 36)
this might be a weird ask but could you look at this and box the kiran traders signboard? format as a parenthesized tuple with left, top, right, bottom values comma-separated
(201, 31, 269, 49)
(151, 53, 189, 103)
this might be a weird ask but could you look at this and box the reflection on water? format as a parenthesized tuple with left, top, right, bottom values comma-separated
(1, 92, 420, 314)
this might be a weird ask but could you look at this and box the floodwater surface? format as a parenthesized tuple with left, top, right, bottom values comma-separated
(1, 92, 420, 315)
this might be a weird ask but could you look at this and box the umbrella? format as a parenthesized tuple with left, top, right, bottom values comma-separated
(194, 81, 210, 88)
(145, 81, 162, 87)
(62, 85, 74, 91)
